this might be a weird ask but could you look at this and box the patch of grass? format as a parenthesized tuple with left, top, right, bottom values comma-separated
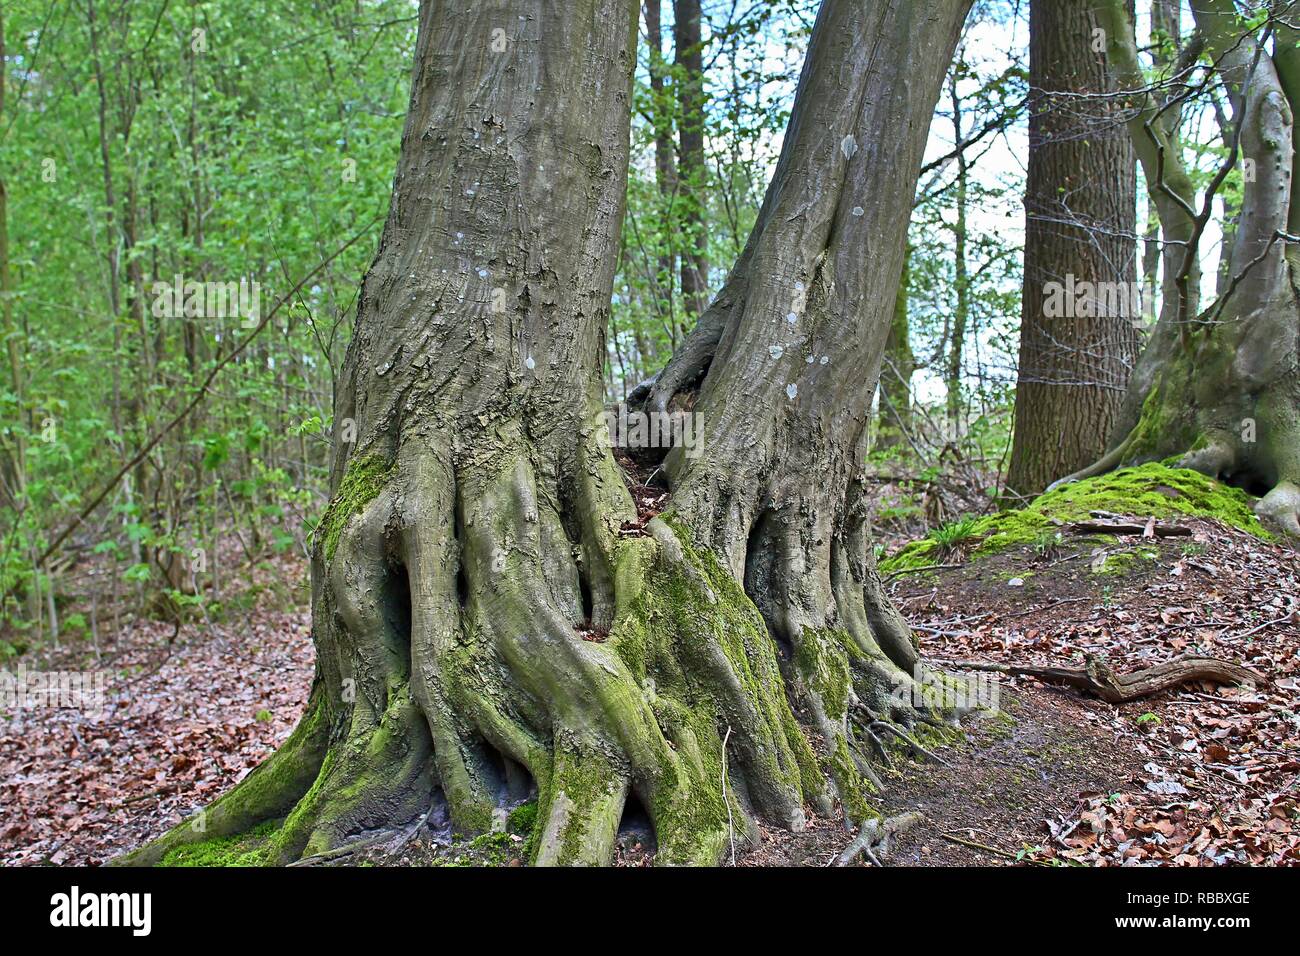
(931, 515, 982, 551)
(1031, 529, 1064, 558)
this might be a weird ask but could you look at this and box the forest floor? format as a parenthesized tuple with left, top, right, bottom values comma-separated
(1, 517, 1296, 867)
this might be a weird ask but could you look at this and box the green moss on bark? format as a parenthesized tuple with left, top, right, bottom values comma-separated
(795, 627, 853, 722)
(317, 454, 392, 560)
(827, 736, 878, 824)
(603, 517, 826, 863)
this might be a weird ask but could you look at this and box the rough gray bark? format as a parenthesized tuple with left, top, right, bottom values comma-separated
(121, 0, 974, 869)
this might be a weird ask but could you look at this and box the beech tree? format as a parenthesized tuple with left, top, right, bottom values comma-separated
(121, 0, 972, 867)
(1063, 0, 1300, 538)
(1007, 0, 1139, 497)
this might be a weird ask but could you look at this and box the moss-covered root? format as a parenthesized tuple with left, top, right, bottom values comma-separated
(111, 687, 330, 867)
(1057, 352, 1300, 539)
(604, 519, 829, 862)
(881, 463, 1275, 578)
(437, 456, 826, 866)
(532, 743, 628, 866)
(264, 689, 435, 864)
(120, 443, 853, 868)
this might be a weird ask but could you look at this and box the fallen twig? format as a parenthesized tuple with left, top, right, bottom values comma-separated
(834, 811, 924, 866)
(941, 832, 1015, 859)
(1068, 519, 1192, 537)
(882, 563, 965, 582)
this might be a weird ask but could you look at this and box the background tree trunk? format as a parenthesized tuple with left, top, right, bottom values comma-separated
(945, 63, 971, 430)
(878, 247, 915, 448)
(674, 0, 709, 327)
(645, 0, 679, 354)
(1006, 0, 1139, 498)
(1141, 0, 1180, 300)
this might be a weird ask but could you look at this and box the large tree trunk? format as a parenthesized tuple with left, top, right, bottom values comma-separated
(645, 0, 973, 819)
(1006, 0, 1139, 497)
(121, 0, 971, 869)
(1069, 0, 1300, 538)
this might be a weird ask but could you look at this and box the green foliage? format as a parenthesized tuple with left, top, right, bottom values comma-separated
(0, 1, 415, 641)
(506, 800, 538, 837)
(931, 515, 982, 551)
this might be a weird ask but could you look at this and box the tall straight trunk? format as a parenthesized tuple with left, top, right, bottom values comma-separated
(1141, 0, 1180, 300)
(1006, 0, 1139, 497)
(122, 0, 974, 870)
(0, 4, 27, 508)
(673, 0, 708, 325)
(945, 65, 970, 429)
(644, 0, 678, 355)
(87, 0, 124, 444)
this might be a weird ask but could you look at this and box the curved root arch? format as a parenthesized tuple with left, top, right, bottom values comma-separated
(123, 427, 940, 867)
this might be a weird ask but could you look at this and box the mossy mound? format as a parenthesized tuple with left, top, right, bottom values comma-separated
(157, 819, 280, 867)
(880, 463, 1269, 577)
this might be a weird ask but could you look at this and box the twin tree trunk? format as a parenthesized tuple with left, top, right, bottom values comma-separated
(124, 0, 971, 867)
(1007, 0, 1139, 497)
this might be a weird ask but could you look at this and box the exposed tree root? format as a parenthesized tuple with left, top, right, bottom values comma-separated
(940, 654, 1264, 704)
(117, 445, 964, 867)
(121, 441, 941, 866)
(112, 686, 330, 867)
(868, 719, 952, 767)
(114, 0, 976, 869)
(834, 810, 924, 866)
